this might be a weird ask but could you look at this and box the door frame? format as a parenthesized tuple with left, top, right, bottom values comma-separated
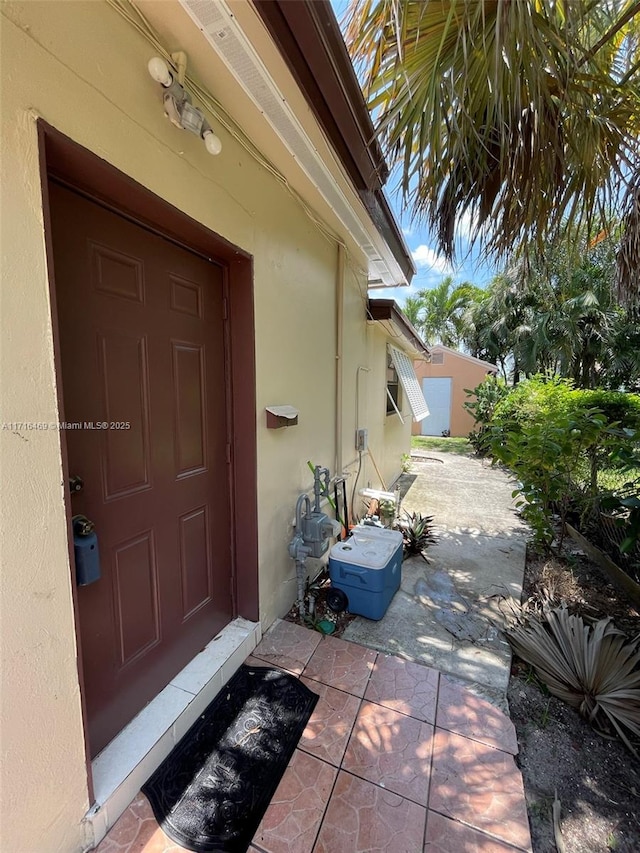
(37, 121, 259, 796)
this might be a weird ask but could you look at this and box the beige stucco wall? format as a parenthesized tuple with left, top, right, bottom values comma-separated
(412, 351, 497, 438)
(0, 3, 412, 851)
(339, 269, 411, 503)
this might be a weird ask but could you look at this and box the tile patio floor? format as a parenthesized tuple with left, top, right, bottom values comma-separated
(94, 620, 532, 853)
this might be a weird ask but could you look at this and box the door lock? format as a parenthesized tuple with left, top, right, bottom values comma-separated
(72, 514, 100, 585)
(69, 475, 84, 494)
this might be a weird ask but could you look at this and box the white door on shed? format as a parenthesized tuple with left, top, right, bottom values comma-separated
(421, 378, 452, 435)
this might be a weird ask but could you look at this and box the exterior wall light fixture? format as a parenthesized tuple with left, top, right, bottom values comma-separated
(147, 56, 222, 156)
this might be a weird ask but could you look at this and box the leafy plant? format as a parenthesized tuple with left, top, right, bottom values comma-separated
(378, 497, 396, 520)
(505, 604, 640, 756)
(464, 375, 508, 455)
(400, 452, 411, 473)
(600, 428, 640, 558)
(539, 699, 552, 729)
(401, 511, 437, 559)
(491, 405, 609, 549)
(486, 377, 640, 550)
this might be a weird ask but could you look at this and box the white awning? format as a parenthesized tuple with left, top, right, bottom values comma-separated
(388, 345, 430, 422)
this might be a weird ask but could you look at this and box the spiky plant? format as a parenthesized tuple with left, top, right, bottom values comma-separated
(401, 511, 437, 559)
(505, 604, 640, 755)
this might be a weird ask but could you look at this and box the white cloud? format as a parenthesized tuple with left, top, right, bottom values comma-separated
(411, 245, 453, 274)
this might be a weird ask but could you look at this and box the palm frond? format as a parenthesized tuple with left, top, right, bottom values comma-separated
(345, 0, 640, 299)
(505, 604, 640, 754)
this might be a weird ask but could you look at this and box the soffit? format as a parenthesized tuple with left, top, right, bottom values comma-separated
(134, 0, 409, 286)
(252, 0, 414, 285)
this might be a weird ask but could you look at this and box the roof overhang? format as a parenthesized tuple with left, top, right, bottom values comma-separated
(250, 0, 415, 286)
(134, 0, 413, 287)
(367, 298, 429, 358)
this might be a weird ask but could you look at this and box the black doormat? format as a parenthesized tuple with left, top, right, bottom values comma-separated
(142, 665, 318, 853)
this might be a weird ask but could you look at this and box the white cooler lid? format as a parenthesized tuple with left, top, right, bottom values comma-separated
(330, 536, 399, 568)
(351, 526, 403, 548)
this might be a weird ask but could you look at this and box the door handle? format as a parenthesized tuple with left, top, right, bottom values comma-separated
(73, 514, 95, 536)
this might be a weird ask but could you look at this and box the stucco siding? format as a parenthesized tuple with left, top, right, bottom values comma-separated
(413, 351, 496, 438)
(0, 4, 412, 851)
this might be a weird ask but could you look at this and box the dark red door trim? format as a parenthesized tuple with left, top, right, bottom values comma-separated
(37, 120, 259, 783)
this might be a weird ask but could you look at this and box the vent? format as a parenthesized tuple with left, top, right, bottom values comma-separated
(178, 0, 404, 286)
(388, 346, 430, 422)
(431, 351, 444, 365)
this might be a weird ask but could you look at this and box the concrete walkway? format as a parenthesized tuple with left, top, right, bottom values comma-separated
(343, 451, 528, 703)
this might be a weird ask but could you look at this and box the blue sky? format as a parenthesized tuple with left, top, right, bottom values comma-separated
(331, 0, 497, 305)
(389, 191, 497, 304)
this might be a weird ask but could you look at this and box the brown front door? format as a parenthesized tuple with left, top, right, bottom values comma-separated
(49, 181, 234, 757)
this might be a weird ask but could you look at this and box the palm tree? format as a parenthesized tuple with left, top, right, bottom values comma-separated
(465, 231, 640, 388)
(402, 294, 426, 333)
(418, 276, 482, 347)
(464, 270, 538, 384)
(345, 0, 640, 305)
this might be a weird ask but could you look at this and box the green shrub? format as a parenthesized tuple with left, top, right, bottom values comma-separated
(572, 389, 640, 432)
(491, 375, 576, 428)
(487, 377, 640, 550)
(464, 375, 508, 455)
(600, 430, 640, 558)
(490, 404, 610, 548)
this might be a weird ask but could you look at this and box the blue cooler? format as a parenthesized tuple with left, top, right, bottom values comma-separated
(328, 529, 403, 620)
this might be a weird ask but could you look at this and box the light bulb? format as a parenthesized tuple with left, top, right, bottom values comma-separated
(148, 57, 172, 87)
(203, 129, 222, 156)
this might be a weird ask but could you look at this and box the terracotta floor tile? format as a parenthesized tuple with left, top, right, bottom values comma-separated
(365, 654, 439, 724)
(313, 771, 427, 853)
(424, 810, 527, 852)
(252, 620, 322, 675)
(429, 730, 532, 851)
(95, 641, 531, 853)
(244, 654, 285, 670)
(94, 794, 188, 853)
(298, 678, 361, 766)
(436, 677, 518, 755)
(252, 750, 337, 853)
(343, 701, 433, 806)
(302, 635, 377, 696)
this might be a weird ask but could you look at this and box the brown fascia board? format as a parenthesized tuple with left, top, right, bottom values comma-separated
(253, 0, 415, 284)
(367, 298, 429, 357)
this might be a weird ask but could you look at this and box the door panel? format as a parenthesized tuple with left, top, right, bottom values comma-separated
(99, 331, 152, 498)
(421, 377, 452, 436)
(113, 531, 160, 666)
(49, 182, 233, 756)
(173, 342, 207, 475)
(179, 506, 212, 618)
